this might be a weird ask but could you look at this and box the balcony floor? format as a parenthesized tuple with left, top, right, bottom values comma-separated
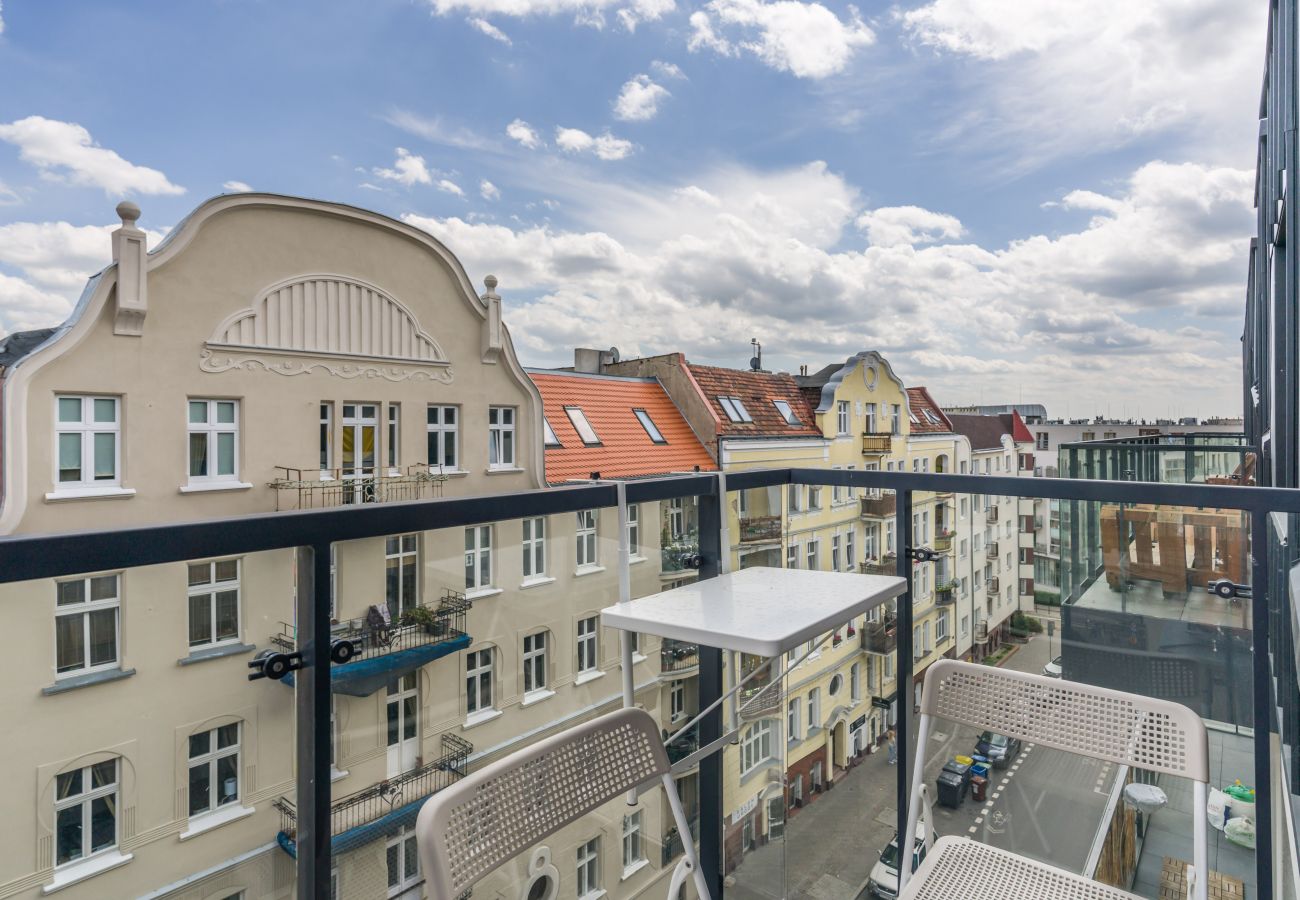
(1074, 578, 1251, 630)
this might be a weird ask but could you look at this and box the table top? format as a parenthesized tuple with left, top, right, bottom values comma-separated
(600, 566, 906, 657)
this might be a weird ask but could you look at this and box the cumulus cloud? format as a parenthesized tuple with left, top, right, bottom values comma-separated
(404, 158, 1250, 417)
(436, 178, 466, 197)
(0, 1, 5, 36)
(507, 119, 543, 149)
(468, 17, 512, 43)
(480, 179, 501, 200)
(617, 0, 674, 30)
(687, 0, 874, 79)
(614, 75, 671, 121)
(373, 147, 433, 186)
(651, 60, 687, 80)
(422, 0, 667, 30)
(222, 180, 253, 193)
(0, 116, 185, 196)
(555, 127, 633, 160)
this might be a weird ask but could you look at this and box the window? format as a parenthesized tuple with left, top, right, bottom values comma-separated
(773, 399, 800, 425)
(55, 395, 119, 488)
(850, 663, 861, 703)
(740, 720, 774, 774)
(786, 542, 799, 569)
(523, 632, 547, 694)
(488, 406, 516, 468)
(1081, 431, 1095, 442)
(386, 826, 420, 898)
(626, 504, 640, 556)
(55, 759, 118, 867)
(845, 530, 855, 570)
(831, 534, 841, 572)
(960, 497, 968, 518)
(56, 575, 119, 677)
(622, 811, 645, 870)
(387, 404, 401, 469)
(1103, 431, 1117, 440)
(890, 404, 901, 434)
(187, 399, 238, 484)
(936, 612, 948, 642)
(577, 837, 600, 898)
(386, 534, 419, 617)
(923, 409, 941, 425)
(787, 698, 801, 741)
(320, 403, 333, 470)
(633, 408, 666, 443)
(577, 616, 599, 673)
(808, 485, 822, 510)
(865, 402, 877, 432)
(913, 626, 923, 659)
(427, 406, 458, 470)
(188, 723, 240, 816)
(667, 497, 687, 538)
(542, 418, 562, 447)
(788, 484, 802, 513)
(961, 615, 969, 635)
(522, 517, 546, 579)
(464, 526, 492, 591)
(837, 400, 850, 435)
(1036, 432, 1049, 450)
(187, 560, 240, 649)
(806, 539, 819, 570)
(576, 510, 598, 568)
(670, 681, 685, 721)
(717, 396, 752, 423)
(466, 648, 494, 714)
(565, 406, 600, 445)
(807, 688, 821, 735)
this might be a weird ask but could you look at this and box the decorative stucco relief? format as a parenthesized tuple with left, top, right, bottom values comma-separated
(199, 348, 454, 384)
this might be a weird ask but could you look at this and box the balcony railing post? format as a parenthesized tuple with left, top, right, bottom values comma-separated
(696, 481, 725, 899)
(294, 543, 333, 900)
(1250, 507, 1275, 898)
(895, 489, 914, 857)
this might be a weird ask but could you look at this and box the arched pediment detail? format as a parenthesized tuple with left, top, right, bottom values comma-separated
(208, 274, 448, 365)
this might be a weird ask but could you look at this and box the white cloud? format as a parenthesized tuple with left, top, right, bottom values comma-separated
(480, 179, 501, 201)
(0, 180, 20, 206)
(856, 205, 964, 247)
(507, 119, 543, 149)
(651, 60, 687, 80)
(373, 147, 433, 187)
(403, 158, 1250, 417)
(614, 75, 671, 121)
(0, 116, 185, 196)
(0, 1, 5, 36)
(436, 178, 466, 197)
(688, 0, 874, 79)
(617, 0, 674, 30)
(222, 180, 253, 193)
(468, 17, 512, 43)
(382, 110, 496, 151)
(422, 0, 664, 29)
(555, 127, 634, 160)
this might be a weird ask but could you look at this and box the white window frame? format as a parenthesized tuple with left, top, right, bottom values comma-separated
(187, 559, 241, 650)
(717, 396, 753, 423)
(426, 405, 459, 471)
(386, 534, 420, 616)
(466, 647, 494, 714)
(577, 837, 601, 898)
(565, 406, 601, 445)
(787, 697, 801, 740)
(788, 484, 803, 513)
(806, 539, 819, 570)
(837, 400, 850, 435)
(577, 616, 599, 674)
(523, 632, 548, 695)
(319, 402, 333, 471)
(186, 399, 240, 485)
(543, 417, 562, 447)
(850, 662, 861, 703)
(626, 503, 640, 557)
(786, 541, 799, 569)
(488, 406, 516, 469)
(54, 759, 118, 868)
(773, 399, 800, 425)
(54, 395, 121, 490)
(670, 680, 686, 722)
(464, 526, 492, 592)
(522, 517, 546, 579)
(808, 688, 821, 736)
(576, 509, 599, 568)
(386, 825, 421, 898)
(386, 404, 401, 471)
(808, 484, 822, 510)
(55, 574, 120, 678)
(632, 408, 666, 443)
(740, 719, 774, 775)
(188, 723, 241, 818)
(831, 534, 841, 572)
(622, 810, 645, 871)
(845, 530, 855, 571)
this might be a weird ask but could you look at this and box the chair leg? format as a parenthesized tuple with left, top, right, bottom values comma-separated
(1192, 781, 1208, 900)
(662, 773, 712, 900)
(898, 713, 933, 895)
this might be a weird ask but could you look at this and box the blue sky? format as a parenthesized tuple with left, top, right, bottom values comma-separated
(0, 0, 1267, 418)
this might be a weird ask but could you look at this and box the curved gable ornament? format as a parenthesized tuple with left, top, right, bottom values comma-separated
(200, 275, 453, 383)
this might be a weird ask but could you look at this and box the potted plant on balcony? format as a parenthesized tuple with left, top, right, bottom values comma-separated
(399, 605, 445, 636)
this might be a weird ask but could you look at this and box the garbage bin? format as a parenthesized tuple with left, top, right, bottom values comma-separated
(970, 762, 990, 781)
(971, 775, 988, 802)
(937, 769, 965, 808)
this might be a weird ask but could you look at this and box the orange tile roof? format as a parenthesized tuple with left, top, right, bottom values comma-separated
(905, 386, 954, 434)
(685, 364, 822, 437)
(529, 370, 717, 485)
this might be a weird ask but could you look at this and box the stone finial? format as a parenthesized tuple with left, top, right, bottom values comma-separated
(116, 201, 141, 228)
(481, 275, 502, 362)
(483, 274, 499, 297)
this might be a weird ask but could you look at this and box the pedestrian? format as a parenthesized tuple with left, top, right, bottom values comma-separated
(887, 729, 897, 765)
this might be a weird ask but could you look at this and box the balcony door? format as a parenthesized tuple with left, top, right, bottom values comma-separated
(341, 404, 378, 504)
(386, 674, 418, 777)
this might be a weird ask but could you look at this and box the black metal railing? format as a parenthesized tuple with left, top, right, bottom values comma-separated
(661, 531, 700, 573)
(860, 558, 897, 577)
(660, 638, 700, 674)
(270, 589, 471, 664)
(737, 515, 782, 542)
(661, 805, 701, 866)
(269, 463, 448, 511)
(860, 494, 896, 518)
(862, 614, 898, 653)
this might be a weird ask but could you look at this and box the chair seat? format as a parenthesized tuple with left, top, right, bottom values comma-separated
(898, 836, 1144, 900)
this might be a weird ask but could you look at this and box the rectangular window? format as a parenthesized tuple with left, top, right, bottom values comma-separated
(464, 526, 492, 591)
(773, 399, 800, 425)
(426, 405, 459, 471)
(633, 408, 666, 443)
(787, 697, 801, 741)
(522, 517, 546, 578)
(788, 484, 802, 513)
(386, 826, 420, 898)
(808, 485, 822, 510)
(786, 541, 799, 569)
(187, 399, 238, 484)
(936, 611, 948, 642)
(523, 632, 547, 694)
(56, 575, 120, 676)
(864, 402, 876, 432)
(837, 400, 850, 435)
(850, 662, 861, 703)
(890, 404, 901, 434)
(387, 405, 400, 469)
(466, 648, 494, 714)
(577, 616, 599, 673)
(668, 497, 687, 538)
(576, 509, 598, 568)
(319, 403, 333, 470)
(55, 395, 120, 487)
(807, 688, 820, 736)
(188, 723, 240, 817)
(806, 539, 819, 570)
(187, 560, 240, 649)
(626, 504, 639, 556)
(622, 811, 644, 870)
(670, 681, 685, 721)
(717, 396, 753, 423)
(741, 720, 773, 774)
(55, 759, 118, 867)
(386, 534, 419, 617)
(488, 406, 516, 468)
(831, 534, 841, 572)
(565, 406, 601, 445)
(577, 837, 600, 898)
(543, 417, 562, 447)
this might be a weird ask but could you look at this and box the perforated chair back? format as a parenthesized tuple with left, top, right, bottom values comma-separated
(919, 659, 1208, 781)
(416, 707, 671, 898)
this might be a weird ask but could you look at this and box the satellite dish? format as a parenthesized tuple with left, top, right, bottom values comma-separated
(750, 356, 762, 370)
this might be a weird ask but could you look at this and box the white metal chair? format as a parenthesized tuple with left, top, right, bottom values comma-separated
(898, 659, 1209, 900)
(416, 707, 711, 900)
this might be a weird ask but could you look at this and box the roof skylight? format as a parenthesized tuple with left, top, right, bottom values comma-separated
(564, 407, 600, 445)
(718, 396, 753, 423)
(633, 408, 667, 443)
(543, 417, 562, 447)
(773, 399, 801, 426)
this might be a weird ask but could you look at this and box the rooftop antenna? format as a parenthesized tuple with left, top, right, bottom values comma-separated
(750, 338, 762, 372)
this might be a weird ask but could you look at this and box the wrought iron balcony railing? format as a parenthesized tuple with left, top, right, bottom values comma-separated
(737, 515, 782, 543)
(985, 505, 1000, 523)
(986, 540, 999, 559)
(269, 463, 448, 511)
(862, 615, 898, 654)
(935, 582, 955, 605)
(860, 557, 896, 577)
(660, 638, 700, 674)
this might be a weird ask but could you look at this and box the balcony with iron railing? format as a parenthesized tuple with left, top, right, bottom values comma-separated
(986, 540, 999, 559)
(660, 638, 700, 676)
(860, 493, 897, 519)
(661, 804, 701, 866)
(862, 431, 893, 455)
(660, 530, 700, 574)
(737, 515, 782, 543)
(935, 581, 955, 605)
(269, 463, 448, 511)
(933, 529, 954, 552)
(986, 575, 1000, 594)
(859, 557, 897, 577)
(985, 505, 1000, 523)
(862, 612, 898, 654)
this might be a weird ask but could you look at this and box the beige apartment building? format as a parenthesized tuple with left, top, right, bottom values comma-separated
(0, 195, 706, 900)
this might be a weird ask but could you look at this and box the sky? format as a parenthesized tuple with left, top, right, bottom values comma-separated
(0, 0, 1268, 419)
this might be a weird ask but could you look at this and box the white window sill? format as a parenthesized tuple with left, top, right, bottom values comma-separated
(464, 586, 503, 601)
(44, 486, 135, 503)
(519, 576, 556, 590)
(179, 803, 255, 841)
(574, 669, 605, 686)
(179, 481, 254, 494)
(43, 850, 133, 894)
(632, 652, 647, 664)
(621, 858, 651, 881)
(485, 466, 526, 475)
(629, 554, 648, 565)
(330, 766, 349, 783)
(574, 564, 606, 578)
(579, 891, 607, 900)
(464, 708, 503, 729)
(436, 468, 471, 478)
(521, 688, 556, 707)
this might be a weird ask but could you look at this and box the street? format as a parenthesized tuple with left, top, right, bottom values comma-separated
(726, 622, 1118, 899)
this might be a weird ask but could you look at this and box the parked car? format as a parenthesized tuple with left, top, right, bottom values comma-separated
(859, 824, 938, 899)
(1043, 655, 1062, 678)
(975, 730, 1022, 768)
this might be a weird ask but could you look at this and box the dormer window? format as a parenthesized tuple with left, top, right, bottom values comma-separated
(543, 418, 562, 448)
(633, 409, 666, 443)
(565, 407, 600, 445)
(923, 410, 941, 425)
(773, 399, 801, 426)
(718, 396, 752, 423)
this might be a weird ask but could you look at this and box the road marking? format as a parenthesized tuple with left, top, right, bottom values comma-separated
(991, 792, 1000, 799)
(968, 825, 978, 834)
(974, 816, 984, 825)
(985, 800, 994, 808)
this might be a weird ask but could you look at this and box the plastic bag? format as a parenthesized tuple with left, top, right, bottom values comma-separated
(1224, 781, 1255, 802)
(1225, 816, 1256, 850)
(1206, 788, 1228, 831)
(1224, 780, 1257, 819)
